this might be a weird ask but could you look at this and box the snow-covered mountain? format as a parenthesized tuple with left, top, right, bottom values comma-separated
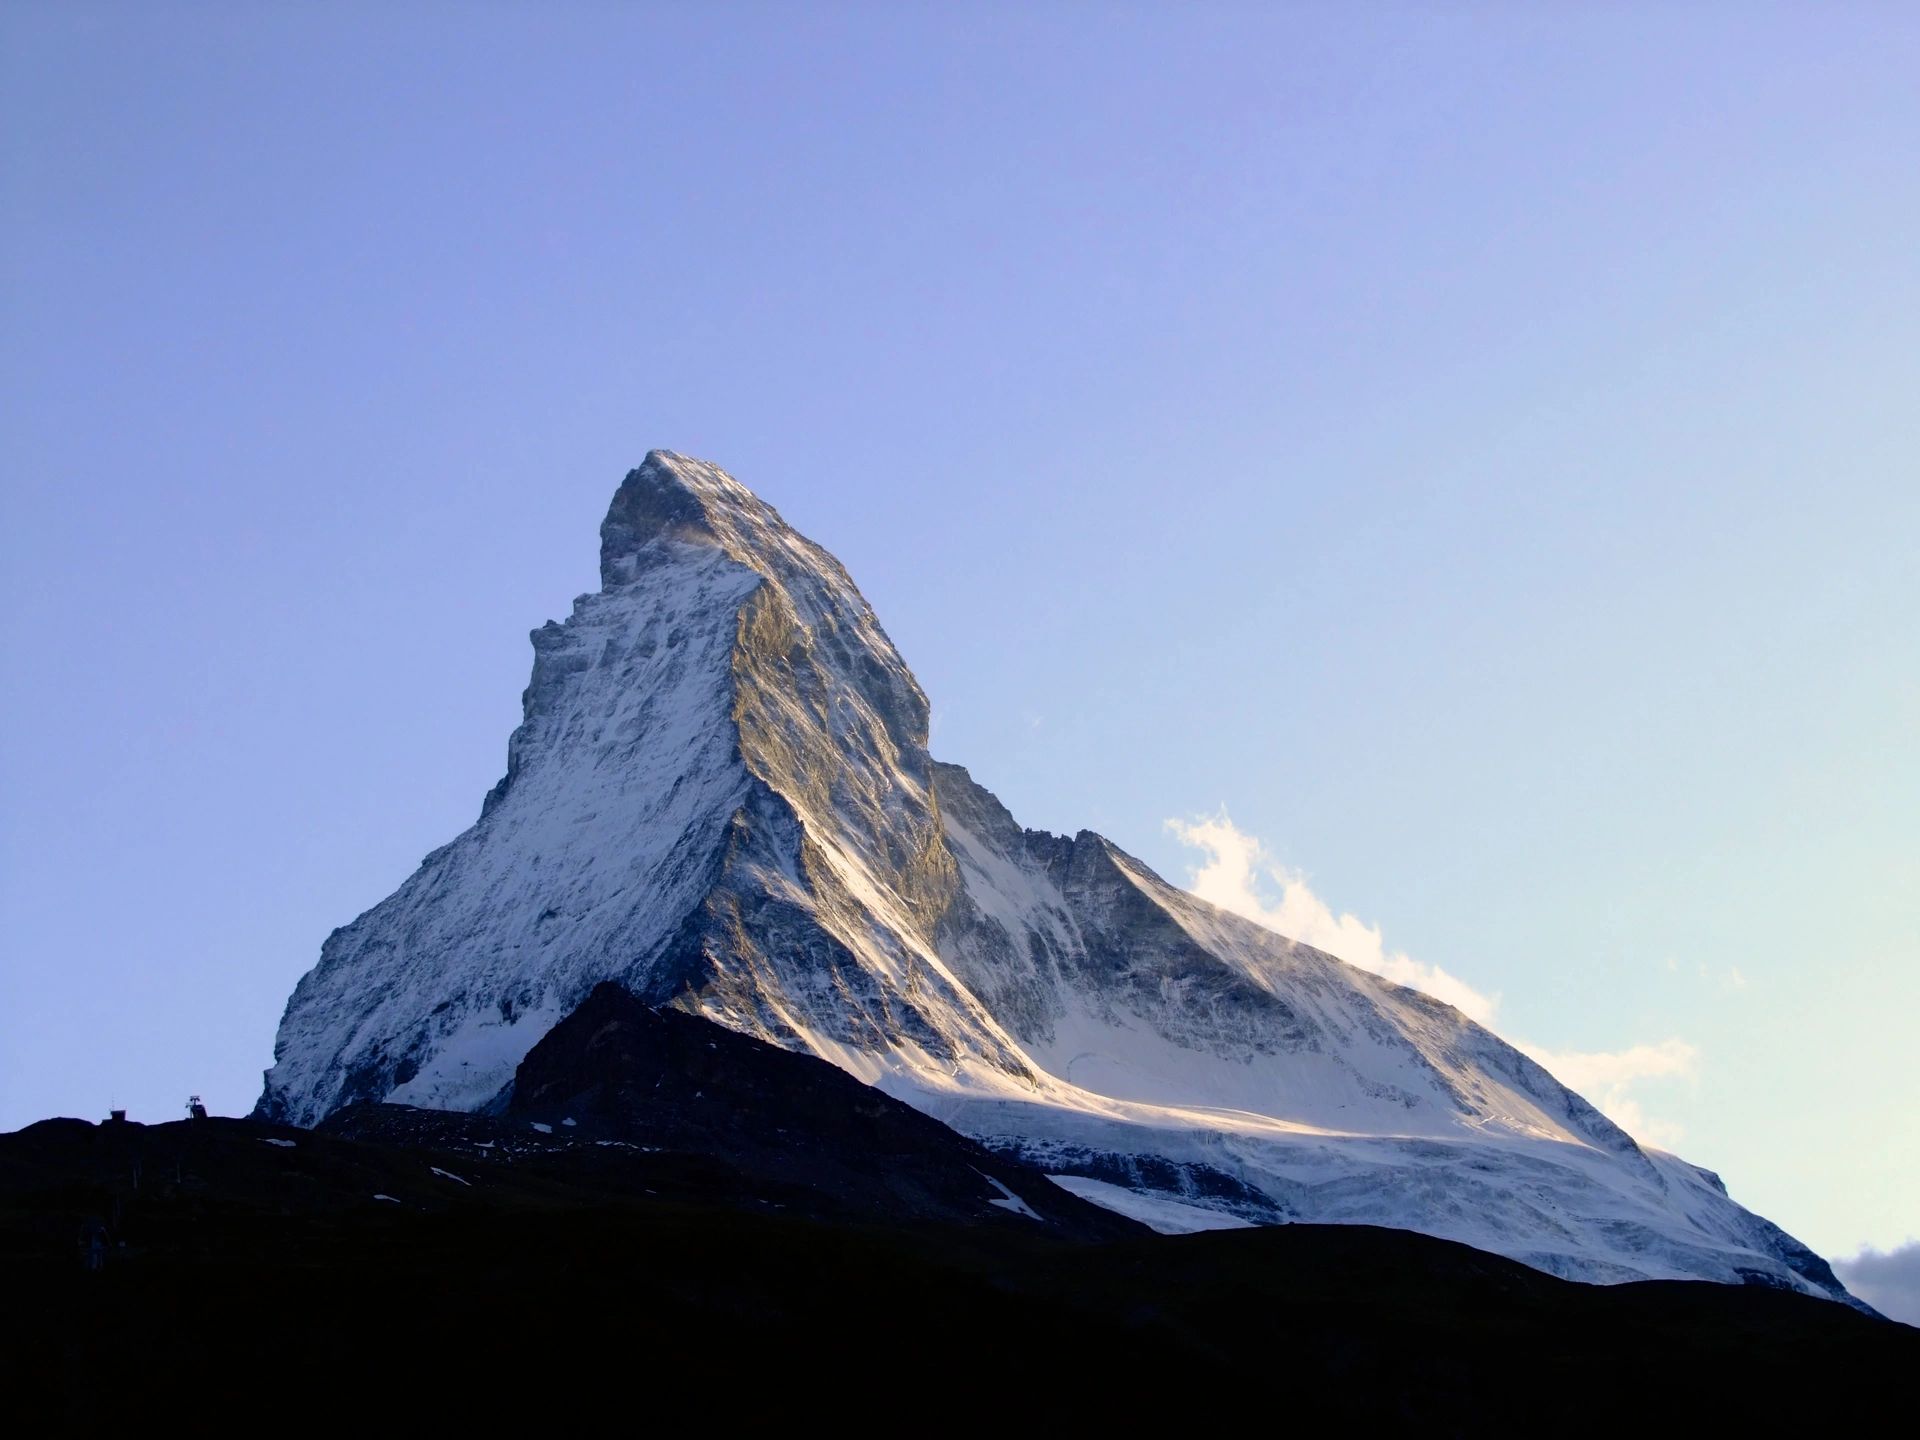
(258, 452, 1853, 1305)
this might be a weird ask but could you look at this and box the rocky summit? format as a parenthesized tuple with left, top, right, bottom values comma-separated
(257, 451, 1857, 1307)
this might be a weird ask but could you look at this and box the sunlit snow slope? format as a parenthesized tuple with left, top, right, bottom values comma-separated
(258, 452, 1855, 1307)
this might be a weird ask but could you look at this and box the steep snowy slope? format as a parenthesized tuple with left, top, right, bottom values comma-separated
(258, 452, 1854, 1307)
(925, 766, 1842, 1293)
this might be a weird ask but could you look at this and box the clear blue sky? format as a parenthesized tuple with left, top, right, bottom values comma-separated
(2, 3, 1914, 1258)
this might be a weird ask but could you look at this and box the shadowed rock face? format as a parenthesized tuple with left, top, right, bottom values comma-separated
(257, 451, 1861, 1309)
(3, 1109, 1910, 1432)
(476, 980, 1135, 1235)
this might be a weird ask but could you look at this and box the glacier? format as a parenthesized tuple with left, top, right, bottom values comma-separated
(258, 451, 1855, 1307)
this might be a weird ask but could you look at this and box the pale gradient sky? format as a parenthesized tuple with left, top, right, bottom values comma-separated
(2, 3, 1915, 1258)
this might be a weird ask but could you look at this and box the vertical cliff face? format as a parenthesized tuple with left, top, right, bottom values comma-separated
(258, 452, 1858, 1310)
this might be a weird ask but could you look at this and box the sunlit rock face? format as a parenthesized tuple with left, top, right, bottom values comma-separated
(258, 451, 1859, 1310)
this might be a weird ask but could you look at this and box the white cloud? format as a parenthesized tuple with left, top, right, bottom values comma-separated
(1832, 1241, 1920, 1326)
(1166, 813, 1501, 1025)
(1517, 1038, 1699, 1150)
(1516, 1038, 1700, 1093)
(1166, 809, 1699, 1148)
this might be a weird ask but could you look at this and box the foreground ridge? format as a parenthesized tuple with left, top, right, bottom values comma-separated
(258, 450, 1857, 1307)
(6, 1107, 1911, 1429)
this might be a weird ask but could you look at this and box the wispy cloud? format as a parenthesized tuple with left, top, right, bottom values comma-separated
(1166, 809, 1698, 1148)
(1168, 813, 1501, 1024)
(1832, 1241, 1920, 1326)
(1516, 1038, 1699, 1149)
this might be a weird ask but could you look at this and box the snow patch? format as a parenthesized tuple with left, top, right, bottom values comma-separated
(977, 1170, 1042, 1221)
(1049, 1175, 1256, 1235)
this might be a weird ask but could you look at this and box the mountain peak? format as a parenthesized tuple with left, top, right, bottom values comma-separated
(599, 450, 757, 586)
(259, 452, 1861, 1312)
